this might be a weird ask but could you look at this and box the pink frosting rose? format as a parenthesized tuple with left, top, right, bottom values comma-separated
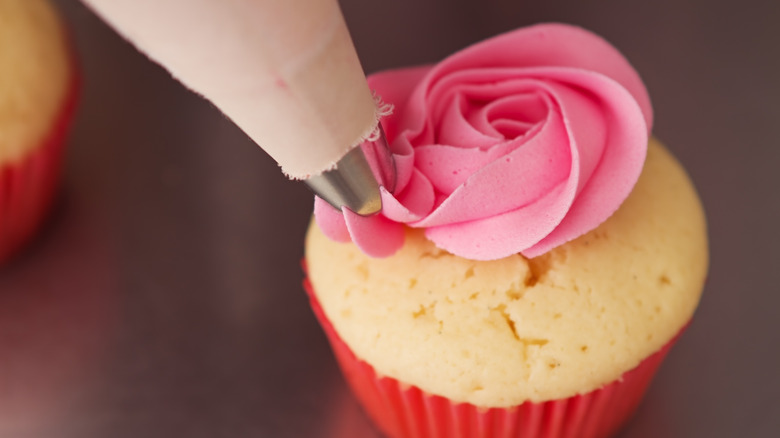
(314, 23, 653, 260)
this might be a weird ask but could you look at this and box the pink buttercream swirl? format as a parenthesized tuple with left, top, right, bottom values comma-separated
(314, 23, 653, 260)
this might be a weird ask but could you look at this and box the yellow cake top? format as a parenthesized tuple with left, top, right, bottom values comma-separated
(306, 138, 708, 406)
(0, 0, 72, 164)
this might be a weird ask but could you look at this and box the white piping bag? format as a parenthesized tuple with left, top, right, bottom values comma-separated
(82, 0, 393, 215)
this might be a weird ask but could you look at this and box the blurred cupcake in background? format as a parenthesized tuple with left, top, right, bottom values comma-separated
(0, 0, 79, 264)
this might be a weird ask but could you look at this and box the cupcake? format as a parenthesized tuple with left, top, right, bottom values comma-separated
(305, 23, 708, 438)
(0, 0, 78, 264)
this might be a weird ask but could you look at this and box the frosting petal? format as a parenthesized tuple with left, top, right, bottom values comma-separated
(314, 197, 350, 242)
(315, 23, 652, 260)
(343, 208, 405, 258)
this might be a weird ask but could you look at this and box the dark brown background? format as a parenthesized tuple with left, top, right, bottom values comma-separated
(1, 0, 778, 436)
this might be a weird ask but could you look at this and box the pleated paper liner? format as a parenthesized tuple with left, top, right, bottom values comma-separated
(0, 73, 79, 264)
(304, 276, 683, 438)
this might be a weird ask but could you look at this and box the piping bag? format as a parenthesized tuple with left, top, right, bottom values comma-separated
(82, 0, 393, 216)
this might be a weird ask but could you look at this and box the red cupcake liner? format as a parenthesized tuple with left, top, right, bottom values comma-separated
(0, 69, 79, 265)
(303, 276, 683, 438)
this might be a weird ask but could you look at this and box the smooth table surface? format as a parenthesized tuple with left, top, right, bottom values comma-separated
(1, 0, 779, 437)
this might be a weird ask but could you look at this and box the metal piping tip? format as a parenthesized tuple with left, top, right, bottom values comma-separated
(306, 126, 396, 216)
(305, 146, 383, 216)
